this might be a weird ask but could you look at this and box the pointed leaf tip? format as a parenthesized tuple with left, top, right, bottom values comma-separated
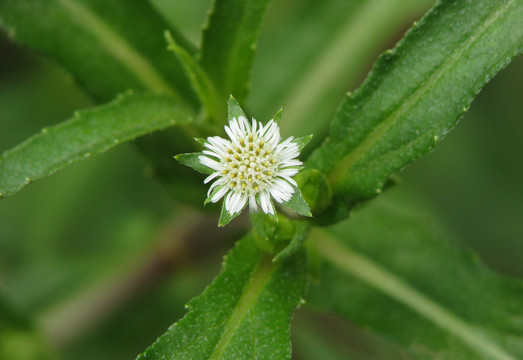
(227, 95, 247, 122)
(283, 186, 312, 217)
(175, 152, 214, 175)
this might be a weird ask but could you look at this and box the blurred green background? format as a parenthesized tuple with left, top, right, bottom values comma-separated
(0, 0, 521, 359)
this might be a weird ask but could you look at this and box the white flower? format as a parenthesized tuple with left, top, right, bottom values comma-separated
(199, 116, 302, 216)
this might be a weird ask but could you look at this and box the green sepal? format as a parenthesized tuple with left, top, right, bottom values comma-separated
(218, 200, 243, 227)
(174, 152, 214, 175)
(273, 221, 310, 262)
(293, 134, 313, 152)
(227, 95, 247, 122)
(272, 108, 283, 124)
(204, 184, 224, 206)
(253, 193, 279, 222)
(250, 211, 279, 253)
(194, 137, 207, 146)
(283, 186, 312, 217)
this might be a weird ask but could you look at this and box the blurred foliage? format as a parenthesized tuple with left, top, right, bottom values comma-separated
(0, 0, 521, 359)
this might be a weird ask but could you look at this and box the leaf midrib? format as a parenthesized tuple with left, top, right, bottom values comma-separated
(328, 0, 515, 185)
(58, 0, 178, 98)
(209, 255, 275, 360)
(312, 232, 517, 360)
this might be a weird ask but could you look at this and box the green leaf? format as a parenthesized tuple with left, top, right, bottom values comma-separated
(227, 95, 248, 123)
(0, 92, 194, 198)
(175, 152, 213, 175)
(200, 0, 271, 104)
(272, 108, 283, 124)
(306, 0, 523, 224)
(165, 30, 222, 122)
(308, 199, 523, 360)
(273, 221, 310, 262)
(293, 134, 313, 152)
(137, 233, 308, 360)
(283, 186, 312, 217)
(0, 0, 197, 104)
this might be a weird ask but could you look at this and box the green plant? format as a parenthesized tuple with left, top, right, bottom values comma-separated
(0, 0, 521, 359)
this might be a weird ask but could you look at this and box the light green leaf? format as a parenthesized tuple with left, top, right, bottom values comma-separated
(308, 199, 523, 360)
(272, 108, 283, 124)
(283, 186, 312, 217)
(0, 92, 193, 198)
(0, 0, 197, 104)
(175, 153, 213, 175)
(165, 30, 222, 122)
(306, 0, 523, 224)
(293, 135, 313, 152)
(136, 233, 307, 360)
(200, 0, 271, 104)
(227, 95, 248, 123)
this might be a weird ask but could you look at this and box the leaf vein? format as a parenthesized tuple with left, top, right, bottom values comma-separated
(313, 232, 517, 360)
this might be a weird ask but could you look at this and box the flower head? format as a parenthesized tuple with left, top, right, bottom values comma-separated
(200, 116, 302, 216)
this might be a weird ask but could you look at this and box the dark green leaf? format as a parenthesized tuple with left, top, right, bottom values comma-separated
(0, 92, 193, 197)
(306, 0, 523, 224)
(308, 199, 523, 360)
(175, 152, 213, 175)
(137, 233, 307, 360)
(165, 31, 222, 122)
(0, 0, 197, 103)
(283, 186, 312, 217)
(200, 0, 271, 104)
(273, 221, 310, 262)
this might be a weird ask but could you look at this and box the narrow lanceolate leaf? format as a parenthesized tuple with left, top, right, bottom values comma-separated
(0, 92, 194, 197)
(306, 0, 523, 224)
(308, 199, 523, 360)
(137, 233, 307, 360)
(165, 31, 222, 122)
(200, 0, 271, 104)
(0, 0, 197, 103)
